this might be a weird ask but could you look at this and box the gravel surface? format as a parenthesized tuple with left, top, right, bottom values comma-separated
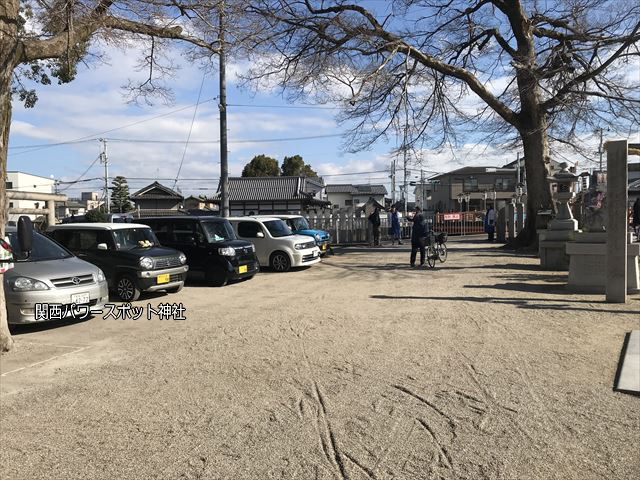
(1, 236, 639, 480)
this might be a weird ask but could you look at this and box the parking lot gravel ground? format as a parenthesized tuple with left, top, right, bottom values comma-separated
(1, 236, 639, 480)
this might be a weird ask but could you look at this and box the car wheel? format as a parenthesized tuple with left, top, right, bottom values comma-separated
(205, 266, 228, 287)
(270, 251, 291, 272)
(166, 284, 183, 294)
(116, 275, 141, 302)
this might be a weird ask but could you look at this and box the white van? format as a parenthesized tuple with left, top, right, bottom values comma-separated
(227, 217, 321, 272)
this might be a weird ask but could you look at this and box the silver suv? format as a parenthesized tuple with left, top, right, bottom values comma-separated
(3, 226, 108, 324)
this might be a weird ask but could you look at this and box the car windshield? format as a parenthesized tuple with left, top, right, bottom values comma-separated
(112, 228, 159, 250)
(201, 221, 236, 243)
(263, 220, 293, 238)
(6, 231, 72, 262)
(288, 217, 309, 231)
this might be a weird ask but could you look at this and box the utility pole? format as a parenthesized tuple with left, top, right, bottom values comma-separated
(99, 138, 110, 213)
(390, 158, 396, 204)
(598, 128, 603, 172)
(420, 168, 425, 210)
(516, 151, 520, 186)
(219, 1, 229, 218)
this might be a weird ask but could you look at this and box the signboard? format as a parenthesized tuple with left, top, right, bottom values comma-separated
(443, 213, 461, 221)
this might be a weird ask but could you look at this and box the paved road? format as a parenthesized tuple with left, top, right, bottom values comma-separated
(1, 237, 639, 479)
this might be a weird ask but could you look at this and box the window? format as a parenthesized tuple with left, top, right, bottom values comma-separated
(495, 178, 514, 191)
(7, 231, 71, 261)
(6, 182, 13, 189)
(8, 202, 13, 208)
(237, 221, 263, 238)
(463, 177, 478, 191)
(200, 221, 236, 243)
(353, 198, 360, 204)
(344, 199, 353, 206)
(146, 220, 171, 243)
(61, 229, 110, 250)
(170, 222, 195, 244)
(263, 220, 292, 238)
(112, 228, 159, 250)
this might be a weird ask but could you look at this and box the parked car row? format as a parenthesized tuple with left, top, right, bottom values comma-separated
(3, 214, 331, 324)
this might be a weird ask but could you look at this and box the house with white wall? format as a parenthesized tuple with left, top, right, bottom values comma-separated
(326, 184, 388, 210)
(6, 171, 55, 222)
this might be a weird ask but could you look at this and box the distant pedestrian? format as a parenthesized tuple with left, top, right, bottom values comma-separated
(369, 207, 381, 246)
(633, 198, 640, 238)
(389, 207, 402, 245)
(410, 206, 428, 267)
(485, 206, 496, 242)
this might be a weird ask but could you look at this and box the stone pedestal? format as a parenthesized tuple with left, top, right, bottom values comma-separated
(516, 203, 524, 234)
(539, 229, 580, 270)
(566, 232, 640, 293)
(507, 203, 515, 241)
(496, 207, 506, 243)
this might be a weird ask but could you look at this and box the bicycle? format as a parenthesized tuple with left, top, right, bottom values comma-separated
(424, 232, 438, 268)
(435, 232, 448, 263)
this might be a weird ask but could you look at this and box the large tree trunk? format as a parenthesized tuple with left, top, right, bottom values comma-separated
(0, 0, 19, 352)
(519, 116, 554, 245)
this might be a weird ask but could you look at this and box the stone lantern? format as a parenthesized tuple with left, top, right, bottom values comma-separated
(548, 162, 579, 231)
(538, 161, 580, 270)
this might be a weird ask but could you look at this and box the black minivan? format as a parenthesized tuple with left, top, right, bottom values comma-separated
(138, 216, 259, 287)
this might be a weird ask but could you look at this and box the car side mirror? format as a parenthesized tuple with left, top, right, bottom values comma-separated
(256, 231, 264, 238)
(17, 216, 34, 258)
(97, 243, 108, 250)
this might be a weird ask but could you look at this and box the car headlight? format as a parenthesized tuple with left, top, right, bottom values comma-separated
(314, 234, 321, 241)
(11, 276, 50, 292)
(178, 253, 187, 264)
(96, 269, 106, 282)
(139, 256, 154, 270)
(249, 244, 255, 252)
(218, 247, 236, 256)
(294, 243, 307, 250)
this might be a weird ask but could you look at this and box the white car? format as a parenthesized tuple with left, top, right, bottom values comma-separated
(227, 217, 321, 272)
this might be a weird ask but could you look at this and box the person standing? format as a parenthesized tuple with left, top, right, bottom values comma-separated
(369, 206, 381, 246)
(633, 197, 640, 239)
(410, 206, 427, 267)
(389, 207, 402, 245)
(485, 206, 496, 242)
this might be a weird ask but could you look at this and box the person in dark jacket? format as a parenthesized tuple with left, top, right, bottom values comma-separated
(633, 197, 640, 238)
(389, 207, 402, 245)
(410, 206, 428, 267)
(369, 207, 381, 246)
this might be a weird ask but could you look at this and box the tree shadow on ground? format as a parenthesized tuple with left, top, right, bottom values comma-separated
(465, 282, 567, 294)
(9, 316, 93, 335)
(369, 295, 640, 315)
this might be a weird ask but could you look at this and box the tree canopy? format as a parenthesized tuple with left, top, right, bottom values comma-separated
(241, 154, 280, 176)
(281, 155, 319, 177)
(110, 176, 133, 213)
(246, 0, 640, 241)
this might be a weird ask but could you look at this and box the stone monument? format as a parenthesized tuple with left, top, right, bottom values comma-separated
(538, 162, 580, 270)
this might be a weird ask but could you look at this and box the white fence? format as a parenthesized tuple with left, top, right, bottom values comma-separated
(304, 211, 413, 244)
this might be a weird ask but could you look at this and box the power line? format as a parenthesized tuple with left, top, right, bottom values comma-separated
(227, 103, 339, 110)
(60, 155, 101, 192)
(105, 133, 344, 144)
(7, 97, 218, 156)
(174, 72, 207, 189)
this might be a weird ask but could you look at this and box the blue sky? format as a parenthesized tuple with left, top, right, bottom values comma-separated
(8, 36, 629, 200)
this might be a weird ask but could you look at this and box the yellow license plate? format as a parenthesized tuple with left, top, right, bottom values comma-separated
(321, 244, 327, 250)
(157, 274, 170, 284)
(238, 265, 248, 274)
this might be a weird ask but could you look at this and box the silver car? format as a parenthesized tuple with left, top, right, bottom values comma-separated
(3, 226, 109, 324)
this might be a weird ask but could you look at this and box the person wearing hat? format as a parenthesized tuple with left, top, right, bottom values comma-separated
(410, 206, 427, 267)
